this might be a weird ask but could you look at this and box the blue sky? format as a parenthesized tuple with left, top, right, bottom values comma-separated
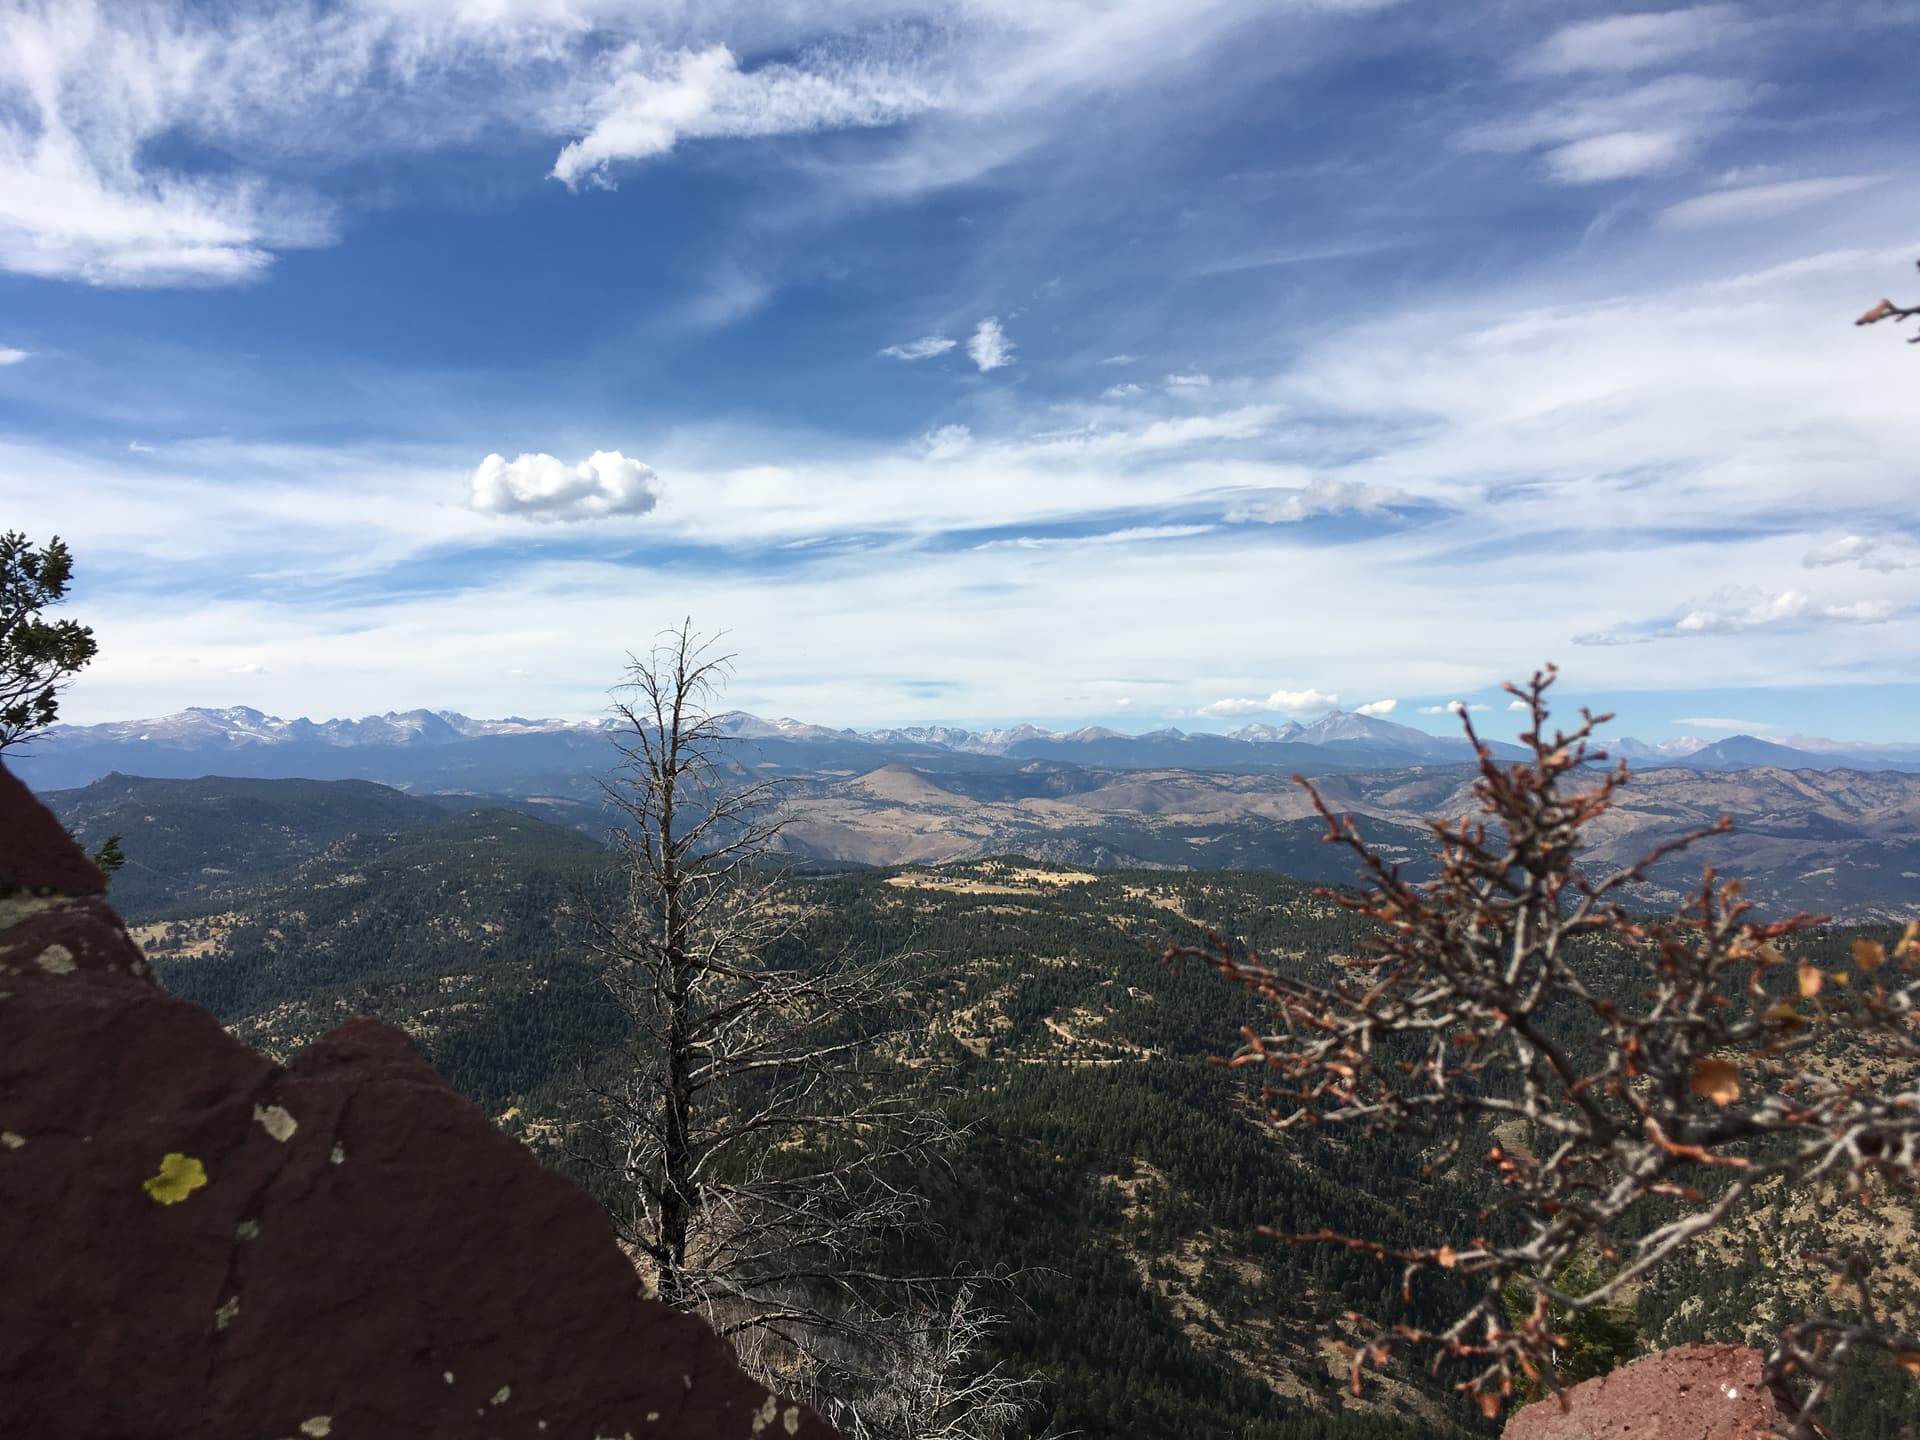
(2, 0, 1918, 741)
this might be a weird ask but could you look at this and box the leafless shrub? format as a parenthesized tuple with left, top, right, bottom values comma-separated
(1165, 667, 1920, 1432)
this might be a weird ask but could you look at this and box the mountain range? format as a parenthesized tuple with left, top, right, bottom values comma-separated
(16, 704, 1920, 796)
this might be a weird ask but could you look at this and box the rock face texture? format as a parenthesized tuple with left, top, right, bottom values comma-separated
(0, 759, 837, 1440)
(1501, 1344, 1798, 1439)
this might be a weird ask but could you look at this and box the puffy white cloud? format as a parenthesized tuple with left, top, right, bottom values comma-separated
(1102, 382, 1146, 399)
(1659, 175, 1881, 228)
(1198, 686, 1337, 718)
(881, 335, 958, 361)
(1418, 700, 1489, 715)
(1506, 698, 1529, 711)
(1266, 687, 1337, 714)
(468, 449, 662, 522)
(1521, 6, 1748, 75)
(551, 44, 933, 188)
(1165, 372, 1212, 389)
(1356, 699, 1397, 717)
(968, 317, 1015, 372)
(0, 347, 29, 365)
(1803, 534, 1918, 572)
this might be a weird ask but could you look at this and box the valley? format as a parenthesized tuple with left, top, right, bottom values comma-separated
(41, 771, 1920, 1438)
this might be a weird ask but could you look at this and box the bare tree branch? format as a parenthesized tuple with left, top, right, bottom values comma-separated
(1166, 666, 1920, 1432)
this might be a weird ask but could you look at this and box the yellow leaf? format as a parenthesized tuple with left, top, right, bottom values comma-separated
(1852, 939, 1886, 973)
(1798, 961, 1824, 999)
(1691, 1058, 1741, 1108)
(142, 1152, 207, 1206)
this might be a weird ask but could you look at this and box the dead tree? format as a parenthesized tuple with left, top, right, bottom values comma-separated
(1166, 668, 1920, 1433)
(580, 621, 1034, 1439)
(1855, 258, 1920, 342)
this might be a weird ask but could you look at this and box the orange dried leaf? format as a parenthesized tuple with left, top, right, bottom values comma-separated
(1798, 961, 1824, 999)
(1436, 1245, 1458, 1269)
(1691, 1057, 1742, 1107)
(1893, 1351, 1920, 1377)
(1853, 939, 1887, 972)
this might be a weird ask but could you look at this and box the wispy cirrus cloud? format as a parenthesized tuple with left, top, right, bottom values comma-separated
(550, 43, 935, 189)
(0, 346, 30, 364)
(1463, 73, 1756, 185)
(1519, 5, 1752, 76)
(882, 335, 959, 360)
(1223, 477, 1408, 524)
(1659, 175, 1882, 227)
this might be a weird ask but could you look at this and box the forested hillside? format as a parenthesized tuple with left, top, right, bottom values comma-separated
(61, 778, 1916, 1438)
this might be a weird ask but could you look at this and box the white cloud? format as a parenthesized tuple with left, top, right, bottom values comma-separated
(1464, 73, 1753, 187)
(1165, 372, 1212, 389)
(1545, 129, 1690, 183)
(1571, 631, 1653, 647)
(127, 441, 155, 454)
(1102, 382, 1146, 399)
(1356, 699, 1397, 717)
(975, 524, 1216, 552)
(968, 317, 1015, 372)
(1199, 686, 1338, 719)
(468, 449, 662, 523)
(1674, 715, 1780, 732)
(1803, 534, 1918, 572)
(1506, 698, 1529, 711)
(1522, 6, 1749, 75)
(1225, 477, 1407, 523)
(919, 424, 973, 459)
(551, 44, 933, 189)
(1266, 687, 1337, 714)
(1099, 353, 1138, 366)
(881, 335, 958, 361)
(0, 347, 29, 365)
(1197, 696, 1266, 717)
(1668, 587, 1892, 635)
(681, 264, 774, 329)
(1418, 700, 1487, 715)
(1659, 176, 1881, 228)
(226, 662, 266, 675)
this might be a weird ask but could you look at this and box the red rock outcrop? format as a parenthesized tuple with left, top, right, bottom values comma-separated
(1501, 1343, 1799, 1439)
(0, 759, 838, 1439)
